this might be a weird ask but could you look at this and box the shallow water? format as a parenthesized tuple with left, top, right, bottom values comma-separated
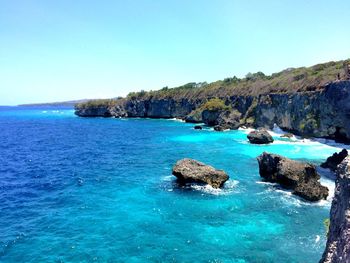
(0, 107, 343, 262)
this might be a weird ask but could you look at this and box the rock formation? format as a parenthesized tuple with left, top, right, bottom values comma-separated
(320, 157, 350, 263)
(247, 128, 274, 144)
(172, 158, 229, 188)
(74, 105, 112, 117)
(321, 149, 348, 171)
(75, 79, 350, 143)
(257, 152, 329, 201)
(185, 108, 203, 123)
(194, 125, 203, 130)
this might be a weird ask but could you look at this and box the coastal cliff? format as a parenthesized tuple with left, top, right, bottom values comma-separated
(75, 60, 350, 142)
(320, 157, 350, 263)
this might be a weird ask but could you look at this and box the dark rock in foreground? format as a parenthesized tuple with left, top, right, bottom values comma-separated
(248, 128, 274, 144)
(194, 125, 202, 130)
(320, 157, 350, 263)
(321, 149, 348, 171)
(257, 152, 329, 201)
(172, 158, 229, 188)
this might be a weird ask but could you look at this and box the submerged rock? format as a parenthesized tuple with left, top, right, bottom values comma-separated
(172, 158, 229, 188)
(280, 133, 294, 138)
(257, 152, 329, 201)
(320, 157, 350, 263)
(194, 125, 203, 130)
(321, 149, 348, 171)
(247, 128, 274, 144)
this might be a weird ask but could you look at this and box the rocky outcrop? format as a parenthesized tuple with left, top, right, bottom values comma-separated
(257, 152, 329, 201)
(75, 105, 112, 117)
(247, 128, 274, 144)
(320, 157, 350, 263)
(75, 81, 350, 142)
(321, 149, 348, 171)
(201, 109, 222, 126)
(172, 158, 229, 188)
(184, 109, 203, 123)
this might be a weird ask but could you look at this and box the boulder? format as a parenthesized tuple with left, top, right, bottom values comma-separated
(320, 157, 350, 263)
(257, 152, 329, 201)
(194, 125, 203, 130)
(247, 128, 274, 144)
(172, 158, 229, 188)
(321, 149, 348, 171)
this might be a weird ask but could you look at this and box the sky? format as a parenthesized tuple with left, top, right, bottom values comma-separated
(0, 0, 349, 105)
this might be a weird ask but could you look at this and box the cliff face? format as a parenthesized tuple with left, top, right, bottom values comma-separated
(320, 157, 350, 263)
(75, 80, 350, 142)
(250, 81, 350, 141)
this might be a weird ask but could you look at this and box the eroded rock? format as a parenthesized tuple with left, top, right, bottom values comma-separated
(248, 128, 274, 144)
(172, 158, 229, 188)
(321, 149, 348, 171)
(257, 152, 329, 201)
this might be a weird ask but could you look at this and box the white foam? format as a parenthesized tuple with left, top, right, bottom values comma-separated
(238, 127, 255, 134)
(190, 180, 239, 195)
(167, 118, 185, 122)
(315, 235, 321, 243)
(257, 178, 334, 208)
(163, 175, 239, 196)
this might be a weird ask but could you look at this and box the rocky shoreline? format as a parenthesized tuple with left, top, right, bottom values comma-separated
(75, 80, 350, 143)
(74, 61, 350, 262)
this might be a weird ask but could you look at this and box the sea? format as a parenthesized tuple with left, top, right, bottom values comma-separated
(0, 106, 347, 263)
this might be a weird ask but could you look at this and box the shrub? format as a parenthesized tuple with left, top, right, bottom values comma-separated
(200, 98, 230, 111)
(324, 218, 330, 236)
(76, 99, 116, 109)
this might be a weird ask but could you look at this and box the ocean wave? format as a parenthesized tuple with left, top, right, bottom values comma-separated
(190, 179, 239, 195)
(167, 118, 185, 122)
(256, 180, 334, 207)
(240, 124, 349, 151)
(162, 175, 239, 195)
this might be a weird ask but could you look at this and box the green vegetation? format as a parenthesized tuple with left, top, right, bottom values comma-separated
(200, 98, 230, 111)
(75, 99, 118, 109)
(76, 59, 349, 109)
(324, 218, 330, 236)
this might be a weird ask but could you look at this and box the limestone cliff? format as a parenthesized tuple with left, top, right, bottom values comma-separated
(75, 80, 350, 143)
(320, 157, 350, 263)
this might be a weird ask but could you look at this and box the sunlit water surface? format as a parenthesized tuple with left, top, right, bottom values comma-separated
(0, 106, 346, 262)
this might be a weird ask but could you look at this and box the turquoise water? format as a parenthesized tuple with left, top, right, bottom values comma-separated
(0, 107, 344, 262)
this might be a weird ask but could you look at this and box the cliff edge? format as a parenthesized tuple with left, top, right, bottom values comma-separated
(320, 157, 350, 263)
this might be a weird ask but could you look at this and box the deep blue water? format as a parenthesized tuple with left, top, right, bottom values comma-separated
(0, 106, 344, 262)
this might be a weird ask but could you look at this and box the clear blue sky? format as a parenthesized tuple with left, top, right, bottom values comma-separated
(1, 0, 349, 105)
